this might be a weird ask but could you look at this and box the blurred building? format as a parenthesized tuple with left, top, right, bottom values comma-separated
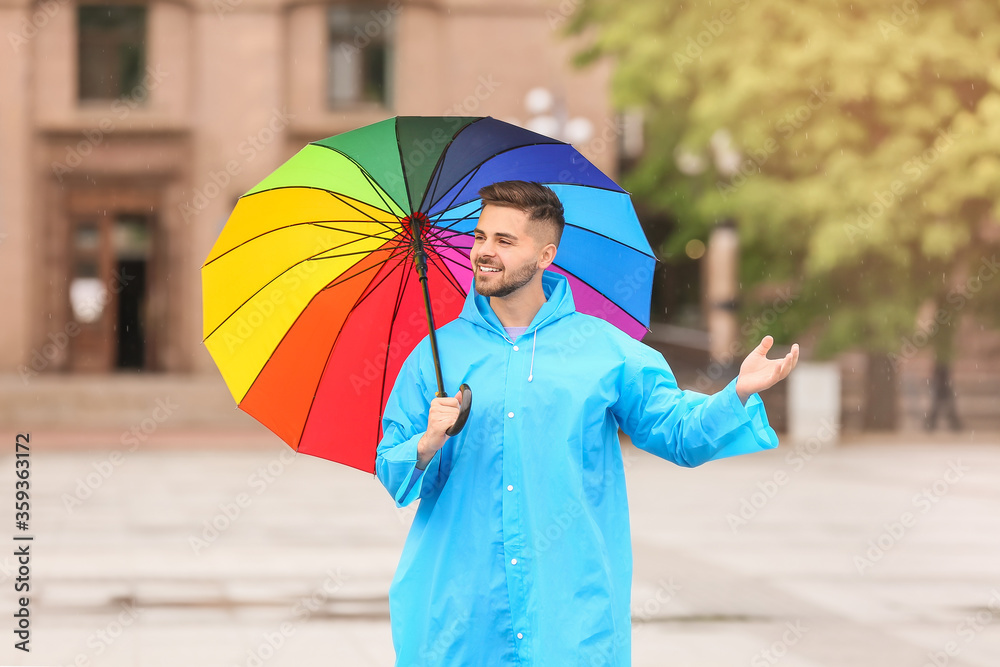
(0, 0, 618, 386)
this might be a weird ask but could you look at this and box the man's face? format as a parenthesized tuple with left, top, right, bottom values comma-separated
(470, 204, 552, 298)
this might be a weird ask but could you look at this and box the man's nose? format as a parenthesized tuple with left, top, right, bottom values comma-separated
(478, 240, 497, 256)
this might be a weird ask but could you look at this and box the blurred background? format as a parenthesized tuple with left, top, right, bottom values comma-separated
(1, 0, 999, 665)
(3, 0, 1000, 434)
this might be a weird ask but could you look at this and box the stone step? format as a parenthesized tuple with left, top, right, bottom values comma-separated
(0, 372, 262, 430)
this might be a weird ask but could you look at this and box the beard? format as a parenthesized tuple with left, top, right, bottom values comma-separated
(474, 257, 540, 298)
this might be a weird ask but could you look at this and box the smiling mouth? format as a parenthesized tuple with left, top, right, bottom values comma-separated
(478, 265, 502, 273)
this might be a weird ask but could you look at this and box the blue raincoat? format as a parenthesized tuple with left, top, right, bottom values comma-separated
(375, 272, 778, 666)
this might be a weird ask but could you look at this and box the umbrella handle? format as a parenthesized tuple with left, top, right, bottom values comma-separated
(444, 383, 473, 436)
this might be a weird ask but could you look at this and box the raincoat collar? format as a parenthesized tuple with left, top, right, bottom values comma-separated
(459, 271, 575, 339)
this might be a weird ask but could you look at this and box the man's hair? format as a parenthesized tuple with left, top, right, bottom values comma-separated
(478, 181, 565, 246)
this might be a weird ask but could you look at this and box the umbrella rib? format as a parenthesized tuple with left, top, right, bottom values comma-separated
(421, 138, 577, 213)
(320, 255, 395, 292)
(309, 224, 399, 248)
(306, 230, 402, 260)
(429, 161, 485, 217)
(232, 184, 403, 222)
(318, 242, 412, 293)
(336, 178, 406, 232)
(430, 219, 651, 333)
(422, 243, 473, 275)
(342, 250, 416, 313)
(310, 246, 403, 264)
(203, 220, 400, 268)
(307, 143, 408, 219)
(560, 222, 657, 258)
(308, 223, 398, 240)
(426, 247, 477, 297)
(393, 120, 418, 216)
(416, 117, 487, 214)
(430, 245, 471, 269)
(429, 248, 476, 286)
(391, 251, 652, 335)
(375, 263, 416, 450)
(312, 258, 387, 294)
(325, 191, 400, 235)
(205, 253, 352, 342)
(420, 118, 566, 211)
(423, 228, 474, 248)
(421, 229, 474, 260)
(204, 242, 406, 342)
(553, 262, 651, 333)
(431, 204, 656, 259)
(428, 202, 484, 234)
(291, 249, 410, 454)
(428, 177, 632, 222)
(423, 250, 467, 296)
(237, 283, 336, 451)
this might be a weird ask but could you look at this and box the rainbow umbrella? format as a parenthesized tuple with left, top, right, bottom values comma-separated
(201, 116, 654, 473)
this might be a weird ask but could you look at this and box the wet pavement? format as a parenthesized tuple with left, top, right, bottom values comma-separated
(0, 427, 998, 666)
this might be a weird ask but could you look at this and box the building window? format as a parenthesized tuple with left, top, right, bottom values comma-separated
(78, 5, 147, 102)
(326, 4, 395, 108)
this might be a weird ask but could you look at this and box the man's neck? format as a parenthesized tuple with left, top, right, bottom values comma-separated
(489, 278, 547, 328)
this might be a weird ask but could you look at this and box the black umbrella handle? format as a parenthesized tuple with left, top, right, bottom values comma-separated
(441, 383, 472, 436)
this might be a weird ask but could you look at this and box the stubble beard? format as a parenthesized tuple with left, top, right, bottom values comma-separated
(474, 258, 540, 298)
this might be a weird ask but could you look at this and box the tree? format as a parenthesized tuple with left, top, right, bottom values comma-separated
(570, 0, 1000, 427)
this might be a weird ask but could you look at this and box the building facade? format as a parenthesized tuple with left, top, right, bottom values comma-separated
(1, 0, 618, 379)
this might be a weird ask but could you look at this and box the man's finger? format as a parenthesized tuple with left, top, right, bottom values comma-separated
(757, 335, 774, 356)
(777, 357, 792, 380)
(433, 396, 461, 409)
(779, 345, 799, 379)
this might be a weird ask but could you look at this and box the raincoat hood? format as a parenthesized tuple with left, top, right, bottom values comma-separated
(459, 270, 576, 338)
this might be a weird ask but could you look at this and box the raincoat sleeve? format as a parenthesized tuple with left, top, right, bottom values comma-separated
(375, 342, 448, 507)
(612, 343, 779, 467)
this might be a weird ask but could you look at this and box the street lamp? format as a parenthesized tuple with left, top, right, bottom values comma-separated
(675, 129, 743, 364)
(522, 86, 594, 146)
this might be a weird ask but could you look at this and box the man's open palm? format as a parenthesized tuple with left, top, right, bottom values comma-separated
(735, 336, 799, 403)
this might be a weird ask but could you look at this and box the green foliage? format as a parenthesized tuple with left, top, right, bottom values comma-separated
(571, 0, 1000, 358)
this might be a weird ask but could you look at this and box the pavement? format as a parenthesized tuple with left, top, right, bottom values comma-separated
(0, 426, 998, 667)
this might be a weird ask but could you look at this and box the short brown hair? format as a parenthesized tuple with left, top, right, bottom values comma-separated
(478, 180, 565, 246)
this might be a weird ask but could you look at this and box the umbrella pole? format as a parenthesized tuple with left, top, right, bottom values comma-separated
(410, 216, 472, 435)
(413, 250, 448, 398)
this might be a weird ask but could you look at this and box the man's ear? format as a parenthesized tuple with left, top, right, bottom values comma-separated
(538, 243, 557, 269)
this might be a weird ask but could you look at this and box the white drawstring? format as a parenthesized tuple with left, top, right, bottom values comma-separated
(496, 325, 538, 383)
(528, 328, 537, 382)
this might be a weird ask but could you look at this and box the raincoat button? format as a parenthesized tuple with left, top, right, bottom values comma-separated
(513, 345, 519, 351)
(511, 558, 517, 565)
(507, 485, 513, 491)
(517, 632, 523, 639)
(507, 411, 514, 418)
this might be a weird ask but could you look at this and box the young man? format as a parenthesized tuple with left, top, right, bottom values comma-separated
(376, 181, 798, 666)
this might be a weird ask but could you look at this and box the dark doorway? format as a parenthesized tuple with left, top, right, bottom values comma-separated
(116, 258, 146, 368)
(112, 214, 151, 370)
(68, 209, 153, 372)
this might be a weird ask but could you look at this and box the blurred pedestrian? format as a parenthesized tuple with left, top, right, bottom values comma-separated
(925, 297, 962, 432)
(926, 361, 962, 431)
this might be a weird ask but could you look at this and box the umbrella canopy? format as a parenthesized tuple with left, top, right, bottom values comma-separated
(202, 116, 655, 473)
